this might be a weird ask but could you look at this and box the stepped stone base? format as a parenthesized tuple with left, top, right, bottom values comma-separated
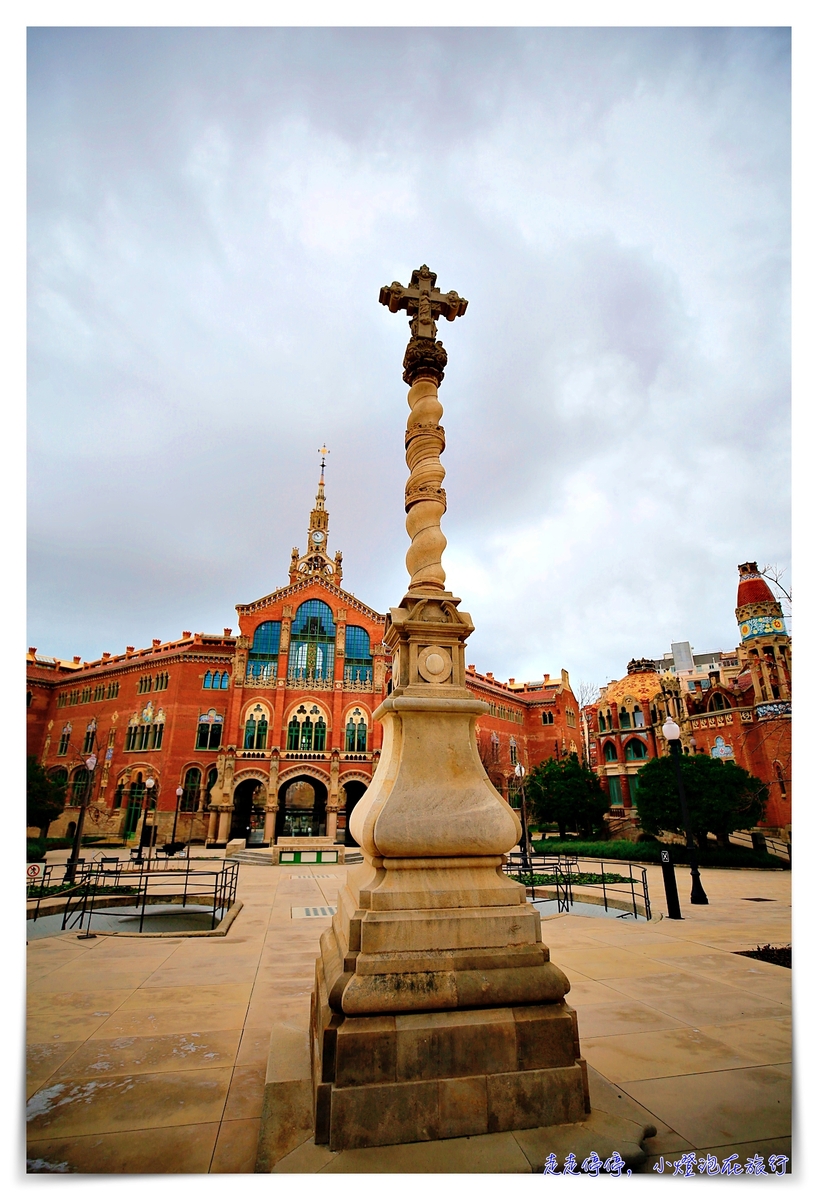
(255, 1014, 651, 1173)
(310, 954, 589, 1151)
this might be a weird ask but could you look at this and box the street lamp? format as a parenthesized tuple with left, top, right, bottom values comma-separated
(64, 753, 98, 885)
(662, 717, 709, 906)
(136, 775, 156, 864)
(514, 762, 533, 879)
(169, 785, 184, 853)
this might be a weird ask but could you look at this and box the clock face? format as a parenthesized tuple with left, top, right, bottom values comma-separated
(311, 531, 325, 544)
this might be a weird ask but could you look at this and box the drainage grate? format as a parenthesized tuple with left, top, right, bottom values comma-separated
(742, 897, 776, 902)
(291, 906, 337, 919)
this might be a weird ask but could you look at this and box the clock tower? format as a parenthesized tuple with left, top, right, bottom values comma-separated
(288, 446, 344, 585)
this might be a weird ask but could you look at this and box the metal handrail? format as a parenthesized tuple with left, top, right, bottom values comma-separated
(57, 860, 240, 934)
(504, 853, 651, 920)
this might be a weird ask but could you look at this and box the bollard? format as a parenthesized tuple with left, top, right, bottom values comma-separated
(660, 848, 682, 920)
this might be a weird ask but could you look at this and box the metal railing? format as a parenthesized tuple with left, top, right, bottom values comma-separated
(55, 859, 240, 935)
(728, 830, 791, 861)
(504, 852, 651, 920)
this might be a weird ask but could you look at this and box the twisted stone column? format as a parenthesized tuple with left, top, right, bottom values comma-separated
(404, 378, 447, 591)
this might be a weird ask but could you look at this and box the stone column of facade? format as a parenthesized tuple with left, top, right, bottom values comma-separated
(309, 267, 589, 1153)
(327, 748, 340, 841)
(265, 751, 280, 843)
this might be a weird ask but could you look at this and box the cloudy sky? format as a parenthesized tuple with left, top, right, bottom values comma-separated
(27, 25, 791, 692)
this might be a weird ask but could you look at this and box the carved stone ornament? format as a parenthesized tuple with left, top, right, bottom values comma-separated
(402, 337, 448, 385)
(417, 644, 453, 684)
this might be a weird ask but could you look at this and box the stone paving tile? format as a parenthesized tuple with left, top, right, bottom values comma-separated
(88, 1003, 250, 1040)
(582, 1026, 764, 1083)
(573, 999, 688, 1039)
(27, 1041, 84, 1099)
(695, 1017, 791, 1064)
(222, 1064, 267, 1120)
(614, 987, 790, 1028)
(52, 1029, 243, 1079)
(26, 1067, 232, 1140)
(210, 1117, 262, 1173)
(622, 1063, 791, 1149)
(27, 1121, 221, 1173)
(27, 991, 135, 1044)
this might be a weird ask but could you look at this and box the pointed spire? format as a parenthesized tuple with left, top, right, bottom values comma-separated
(315, 445, 329, 510)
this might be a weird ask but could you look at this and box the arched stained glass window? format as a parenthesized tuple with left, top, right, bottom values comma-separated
(344, 625, 373, 683)
(598, 713, 607, 731)
(619, 708, 632, 730)
(288, 601, 336, 681)
(314, 717, 326, 751)
(287, 717, 300, 750)
(625, 739, 647, 760)
(220, 671, 229, 689)
(345, 708, 368, 752)
(242, 705, 269, 750)
(603, 741, 618, 762)
(300, 717, 314, 751)
(203, 671, 212, 688)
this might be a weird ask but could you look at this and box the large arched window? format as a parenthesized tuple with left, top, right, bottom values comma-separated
(344, 626, 373, 683)
(182, 767, 201, 811)
(619, 707, 632, 730)
(243, 704, 269, 750)
(247, 621, 282, 682)
(709, 692, 727, 712)
(288, 601, 335, 681)
(345, 708, 368, 752)
(542, 710, 554, 726)
(625, 738, 648, 760)
(598, 713, 607, 732)
(603, 741, 618, 762)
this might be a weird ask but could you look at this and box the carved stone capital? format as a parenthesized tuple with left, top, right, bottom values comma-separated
(402, 337, 448, 386)
(404, 483, 447, 513)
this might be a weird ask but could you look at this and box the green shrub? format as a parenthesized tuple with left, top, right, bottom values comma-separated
(528, 839, 787, 869)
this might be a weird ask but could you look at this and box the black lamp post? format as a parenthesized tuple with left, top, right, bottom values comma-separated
(169, 785, 184, 853)
(662, 717, 709, 905)
(136, 775, 156, 864)
(64, 752, 97, 885)
(514, 762, 533, 878)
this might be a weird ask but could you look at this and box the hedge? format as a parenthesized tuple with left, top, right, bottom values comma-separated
(529, 838, 788, 870)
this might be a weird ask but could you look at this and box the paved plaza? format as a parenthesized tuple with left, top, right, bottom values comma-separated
(26, 857, 791, 1173)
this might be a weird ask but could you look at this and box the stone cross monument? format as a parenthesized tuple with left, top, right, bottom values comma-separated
(308, 266, 590, 1151)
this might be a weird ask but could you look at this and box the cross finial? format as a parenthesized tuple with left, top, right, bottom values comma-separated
(379, 266, 468, 385)
(318, 445, 329, 478)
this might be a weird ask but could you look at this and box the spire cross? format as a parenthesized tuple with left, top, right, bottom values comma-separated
(318, 445, 329, 479)
(379, 265, 467, 341)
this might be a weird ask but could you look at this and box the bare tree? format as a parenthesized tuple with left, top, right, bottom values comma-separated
(576, 681, 600, 767)
(576, 681, 600, 710)
(758, 563, 792, 615)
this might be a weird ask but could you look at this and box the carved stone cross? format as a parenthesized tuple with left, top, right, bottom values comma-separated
(379, 264, 468, 341)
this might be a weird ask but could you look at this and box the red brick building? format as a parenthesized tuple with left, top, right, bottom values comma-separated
(27, 469, 581, 852)
(587, 562, 791, 837)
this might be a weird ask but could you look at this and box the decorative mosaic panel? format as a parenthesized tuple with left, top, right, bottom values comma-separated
(756, 701, 792, 720)
(739, 615, 787, 640)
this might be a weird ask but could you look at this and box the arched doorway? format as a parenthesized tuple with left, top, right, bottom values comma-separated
(275, 775, 328, 839)
(230, 778, 267, 844)
(341, 780, 368, 846)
